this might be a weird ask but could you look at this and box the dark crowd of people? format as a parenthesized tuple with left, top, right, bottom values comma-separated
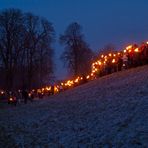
(0, 84, 59, 106)
(2, 89, 34, 106)
(91, 42, 148, 78)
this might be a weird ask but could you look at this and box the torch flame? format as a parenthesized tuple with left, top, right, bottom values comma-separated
(112, 59, 116, 63)
(134, 48, 139, 52)
(126, 45, 132, 50)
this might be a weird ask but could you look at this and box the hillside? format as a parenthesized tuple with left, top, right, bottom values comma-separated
(0, 65, 148, 147)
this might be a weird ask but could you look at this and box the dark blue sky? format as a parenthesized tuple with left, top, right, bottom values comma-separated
(1, 0, 148, 79)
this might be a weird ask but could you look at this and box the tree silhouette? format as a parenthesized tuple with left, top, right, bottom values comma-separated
(60, 22, 93, 77)
(0, 8, 55, 90)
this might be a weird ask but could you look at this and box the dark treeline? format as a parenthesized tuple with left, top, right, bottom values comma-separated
(0, 8, 94, 91)
(0, 8, 55, 90)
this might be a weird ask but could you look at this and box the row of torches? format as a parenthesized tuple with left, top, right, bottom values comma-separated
(0, 41, 148, 96)
(36, 76, 86, 95)
(91, 43, 146, 76)
(36, 41, 148, 95)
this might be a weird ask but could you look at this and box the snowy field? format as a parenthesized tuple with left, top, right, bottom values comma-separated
(0, 66, 148, 147)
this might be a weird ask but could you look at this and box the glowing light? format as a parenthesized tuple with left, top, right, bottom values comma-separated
(46, 86, 51, 91)
(134, 48, 139, 52)
(92, 65, 95, 69)
(124, 49, 127, 53)
(112, 59, 116, 63)
(1, 91, 4, 95)
(109, 53, 112, 57)
(9, 97, 13, 101)
(54, 86, 59, 93)
(126, 45, 132, 50)
(28, 93, 31, 97)
(93, 68, 98, 72)
(37, 89, 41, 93)
(86, 75, 90, 79)
(128, 49, 132, 53)
(101, 55, 104, 58)
(74, 78, 79, 83)
(98, 61, 102, 65)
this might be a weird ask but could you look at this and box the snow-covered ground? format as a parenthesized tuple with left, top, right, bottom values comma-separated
(0, 66, 148, 147)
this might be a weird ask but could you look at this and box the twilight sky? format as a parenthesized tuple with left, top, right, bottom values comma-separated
(1, 0, 148, 79)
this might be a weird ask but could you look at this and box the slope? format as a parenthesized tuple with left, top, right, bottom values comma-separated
(0, 65, 148, 147)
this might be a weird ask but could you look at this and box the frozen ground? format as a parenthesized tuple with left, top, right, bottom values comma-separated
(0, 66, 148, 147)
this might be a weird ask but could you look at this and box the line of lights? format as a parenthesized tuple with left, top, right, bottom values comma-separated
(0, 41, 148, 96)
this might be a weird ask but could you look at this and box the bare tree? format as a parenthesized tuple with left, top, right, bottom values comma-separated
(22, 13, 55, 89)
(35, 18, 55, 87)
(0, 9, 55, 90)
(60, 22, 93, 77)
(0, 8, 25, 90)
